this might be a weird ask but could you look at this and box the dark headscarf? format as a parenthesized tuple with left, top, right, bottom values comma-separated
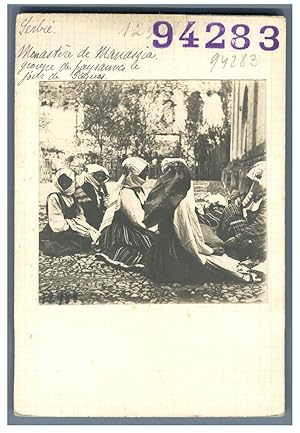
(143, 158, 191, 228)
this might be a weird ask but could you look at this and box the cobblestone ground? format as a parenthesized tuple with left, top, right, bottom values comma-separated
(39, 181, 266, 304)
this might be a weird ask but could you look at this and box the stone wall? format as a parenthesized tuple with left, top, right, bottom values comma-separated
(223, 80, 266, 192)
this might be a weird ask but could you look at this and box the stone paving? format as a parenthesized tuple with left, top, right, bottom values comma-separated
(39, 180, 266, 304)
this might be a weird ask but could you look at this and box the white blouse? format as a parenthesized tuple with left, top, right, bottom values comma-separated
(47, 194, 72, 232)
(47, 194, 96, 238)
(120, 188, 146, 227)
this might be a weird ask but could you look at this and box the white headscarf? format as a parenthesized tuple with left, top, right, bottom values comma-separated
(98, 157, 148, 234)
(86, 164, 109, 180)
(241, 161, 266, 216)
(247, 161, 266, 188)
(54, 168, 76, 196)
(122, 157, 149, 189)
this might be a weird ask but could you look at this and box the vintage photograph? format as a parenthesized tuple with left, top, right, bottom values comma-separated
(39, 79, 266, 304)
(13, 10, 287, 420)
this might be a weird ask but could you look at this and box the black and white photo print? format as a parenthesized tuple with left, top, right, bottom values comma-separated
(39, 79, 267, 304)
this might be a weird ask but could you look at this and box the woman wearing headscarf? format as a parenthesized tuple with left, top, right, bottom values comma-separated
(217, 161, 266, 261)
(96, 156, 158, 269)
(143, 158, 262, 283)
(75, 164, 110, 230)
(39, 168, 99, 256)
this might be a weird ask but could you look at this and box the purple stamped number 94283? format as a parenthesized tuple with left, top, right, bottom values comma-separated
(152, 21, 280, 51)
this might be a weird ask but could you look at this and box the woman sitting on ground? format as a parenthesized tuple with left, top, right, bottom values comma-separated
(96, 156, 158, 269)
(217, 161, 266, 261)
(143, 158, 259, 284)
(39, 168, 99, 257)
(75, 164, 110, 230)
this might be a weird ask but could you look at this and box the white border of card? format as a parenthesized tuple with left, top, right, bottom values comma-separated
(13, 11, 287, 419)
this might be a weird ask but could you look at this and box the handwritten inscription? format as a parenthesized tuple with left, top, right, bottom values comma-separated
(17, 62, 54, 85)
(70, 60, 123, 80)
(16, 44, 157, 86)
(210, 52, 258, 72)
(94, 45, 156, 69)
(119, 22, 153, 39)
(19, 15, 54, 36)
(40, 290, 78, 305)
(17, 44, 73, 59)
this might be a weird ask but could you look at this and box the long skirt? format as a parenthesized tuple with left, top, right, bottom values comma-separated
(217, 204, 265, 261)
(39, 224, 91, 257)
(145, 220, 235, 284)
(217, 203, 248, 241)
(97, 211, 159, 269)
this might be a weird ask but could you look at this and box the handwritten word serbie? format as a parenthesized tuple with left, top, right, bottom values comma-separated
(19, 16, 54, 36)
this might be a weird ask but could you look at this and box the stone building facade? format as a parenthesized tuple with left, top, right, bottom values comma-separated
(39, 80, 228, 181)
(222, 80, 266, 192)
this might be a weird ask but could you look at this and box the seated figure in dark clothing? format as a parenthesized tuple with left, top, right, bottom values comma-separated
(75, 164, 110, 230)
(143, 158, 257, 284)
(217, 161, 267, 261)
(39, 168, 99, 257)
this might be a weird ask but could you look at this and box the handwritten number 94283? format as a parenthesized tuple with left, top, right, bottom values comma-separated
(210, 52, 258, 72)
(152, 21, 280, 51)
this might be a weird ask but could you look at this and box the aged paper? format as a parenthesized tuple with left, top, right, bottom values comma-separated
(14, 13, 286, 417)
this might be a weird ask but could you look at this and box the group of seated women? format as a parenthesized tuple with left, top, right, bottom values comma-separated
(39, 164, 109, 257)
(39, 157, 266, 283)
